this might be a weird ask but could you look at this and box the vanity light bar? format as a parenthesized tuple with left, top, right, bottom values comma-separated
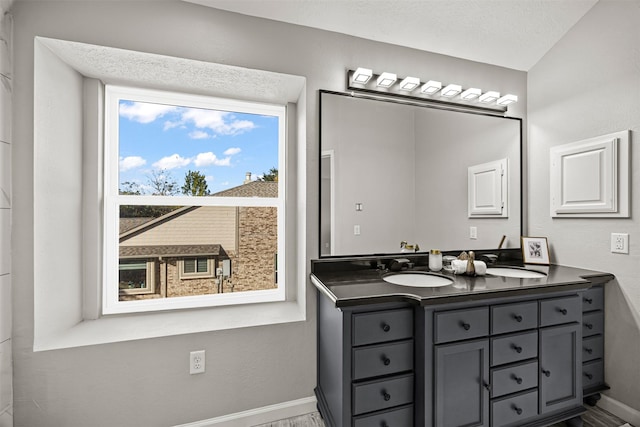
(346, 69, 517, 112)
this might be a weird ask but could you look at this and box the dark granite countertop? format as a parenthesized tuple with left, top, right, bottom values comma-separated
(310, 255, 614, 308)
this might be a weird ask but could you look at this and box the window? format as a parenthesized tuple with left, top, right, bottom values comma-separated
(104, 85, 286, 314)
(180, 257, 214, 279)
(119, 259, 155, 295)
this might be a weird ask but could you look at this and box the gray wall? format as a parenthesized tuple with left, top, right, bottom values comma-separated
(528, 0, 640, 415)
(12, 1, 526, 426)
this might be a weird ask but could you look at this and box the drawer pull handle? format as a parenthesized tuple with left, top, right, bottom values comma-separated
(558, 308, 568, 315)
(584, 297, 593, 304)
(382, 391, 391, 401)
(382, 356, 391, 366)
(513, 405, 523, 415)
(585, 372, 593, 380)
(512, 344, 523, 354)
(542, 369, 551, 377)
(512, 375, 523, 385)
(514, 314, 523, 322)
(483, 382, 492, 392)
(585, 348, 593, 354)
(461, 322, 471, 331)
(381, 323, 391, 332)
(585, 323, 593, 329)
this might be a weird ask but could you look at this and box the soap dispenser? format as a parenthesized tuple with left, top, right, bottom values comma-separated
(466, 251, 476, 276)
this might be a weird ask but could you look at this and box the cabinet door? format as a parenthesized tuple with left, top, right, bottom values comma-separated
(434, 339, 489, 427)
(540, 323, 581, 414)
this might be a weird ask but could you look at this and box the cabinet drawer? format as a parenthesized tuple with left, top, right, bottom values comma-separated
(491, 330, 538, 367)
(491, 361, 538, 398)
(353, 340, 413, 380)
(434, 306, 489, 344)
(582, 287, 604, 312)
(583, 311, 604, 337)
(539, 295, 581, 327)
(352, 404, 413, 427)
(583, 335, 604, 362)
(352, 374, 413, 416)
(583, 359, 604, 389)
(491, 389, 538, 427)
(353, 309, 413, 347)
(491, 301, 538, 335)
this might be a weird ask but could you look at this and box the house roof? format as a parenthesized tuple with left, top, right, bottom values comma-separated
(212, 180, 277, 198)
(120, 217, 155, 234)
(119, 244, 225, 259)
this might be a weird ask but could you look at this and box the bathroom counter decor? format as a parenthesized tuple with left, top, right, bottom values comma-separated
(312, 251, 612, 427)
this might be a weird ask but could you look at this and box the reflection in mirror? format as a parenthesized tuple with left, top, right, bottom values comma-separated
(320, 91, 522, 257)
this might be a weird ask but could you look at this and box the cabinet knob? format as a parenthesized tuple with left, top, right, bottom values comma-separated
(382, 391, 391, 401)
(513, 375, 523, 385)
(513, 406, 523, 415)
(381, 323, 391, 332)
(542, 369, 551, 377)
(584, 297, 593, 304)
(585, 347, 593, 354)
(558, 308, 568, 315)
(585, 372, 593, 380)
(461, 322, 471, 331)
(585, 323, 593, 330)
(382, 356, 391, 366)
(381, 423, 389, 427)
(512, 344, 523, 354)
(483, 382, 492, 391)
(513, 314, 523, 322)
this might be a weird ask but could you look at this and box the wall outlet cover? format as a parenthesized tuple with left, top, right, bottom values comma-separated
(611, 233, 629, 254)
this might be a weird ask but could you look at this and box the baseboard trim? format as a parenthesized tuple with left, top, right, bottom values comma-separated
(173, 396, 318, 427)
(598, 394, 640, 426)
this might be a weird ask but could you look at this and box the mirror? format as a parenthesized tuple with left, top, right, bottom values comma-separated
(320, 90, 522, 257)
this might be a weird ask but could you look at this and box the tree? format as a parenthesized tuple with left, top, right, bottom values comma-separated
(119, 181, 142, 195)
(148, 169, 179, 196)
(182, 170, 210, 196)
(258, 167, 278, 182)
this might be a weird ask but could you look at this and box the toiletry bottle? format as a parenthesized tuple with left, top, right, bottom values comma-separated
(429, 249, 442, 271)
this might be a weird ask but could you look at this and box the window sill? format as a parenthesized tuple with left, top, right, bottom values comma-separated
(34, 299, 305, 351)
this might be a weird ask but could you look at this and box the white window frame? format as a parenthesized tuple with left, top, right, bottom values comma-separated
(104, 85, 286, 314)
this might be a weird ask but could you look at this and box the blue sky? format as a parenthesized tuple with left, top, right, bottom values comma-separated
(118, 100, 279, 195)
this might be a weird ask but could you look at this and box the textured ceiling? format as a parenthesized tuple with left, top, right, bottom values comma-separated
(185, 0, 598, 71)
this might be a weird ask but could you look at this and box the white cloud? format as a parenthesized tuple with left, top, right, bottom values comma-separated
(153, 154, 191, 170)
(193, 152, 231, 167)
(224, 147, 241, 156)
(189, 130, 211, 140)
(119, 102, 178, 124)
(181, 108, 256, 136)
(119, 156, 147, 172)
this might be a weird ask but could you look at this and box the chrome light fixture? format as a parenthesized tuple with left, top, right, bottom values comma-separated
(377, 72, 397, 88)
(399, 76, 420, 91)
(352, 67, 373, 84)
(479, 91, 500, 103)
(421, 80, 442, 95)
(441, 84, 462, 97)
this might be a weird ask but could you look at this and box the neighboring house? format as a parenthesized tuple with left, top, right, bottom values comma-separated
(118, 180, 278, 301)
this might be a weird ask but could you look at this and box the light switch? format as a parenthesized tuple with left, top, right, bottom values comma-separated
(354, 225, 361, 235)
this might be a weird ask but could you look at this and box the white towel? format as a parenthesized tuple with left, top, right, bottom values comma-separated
(451, 259, 487, 276)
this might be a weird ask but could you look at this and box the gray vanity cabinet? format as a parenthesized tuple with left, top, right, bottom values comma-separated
(581, 285, 608, 403)
(434, 339, 490, 427)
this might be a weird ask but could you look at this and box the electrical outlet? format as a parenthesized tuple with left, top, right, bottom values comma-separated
(470, 226, 477, 240)
(611, 233, 629, 254)
(190, 350, 206, 374)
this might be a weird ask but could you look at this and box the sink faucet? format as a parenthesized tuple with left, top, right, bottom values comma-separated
(400, 241, 420, 252)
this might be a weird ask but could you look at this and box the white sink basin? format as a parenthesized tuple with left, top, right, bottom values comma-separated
(382, 272, 453, 287)
(486, 267, 547, 279)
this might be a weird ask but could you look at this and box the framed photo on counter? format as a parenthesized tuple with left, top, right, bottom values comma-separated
(521, 236, 550, 264)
